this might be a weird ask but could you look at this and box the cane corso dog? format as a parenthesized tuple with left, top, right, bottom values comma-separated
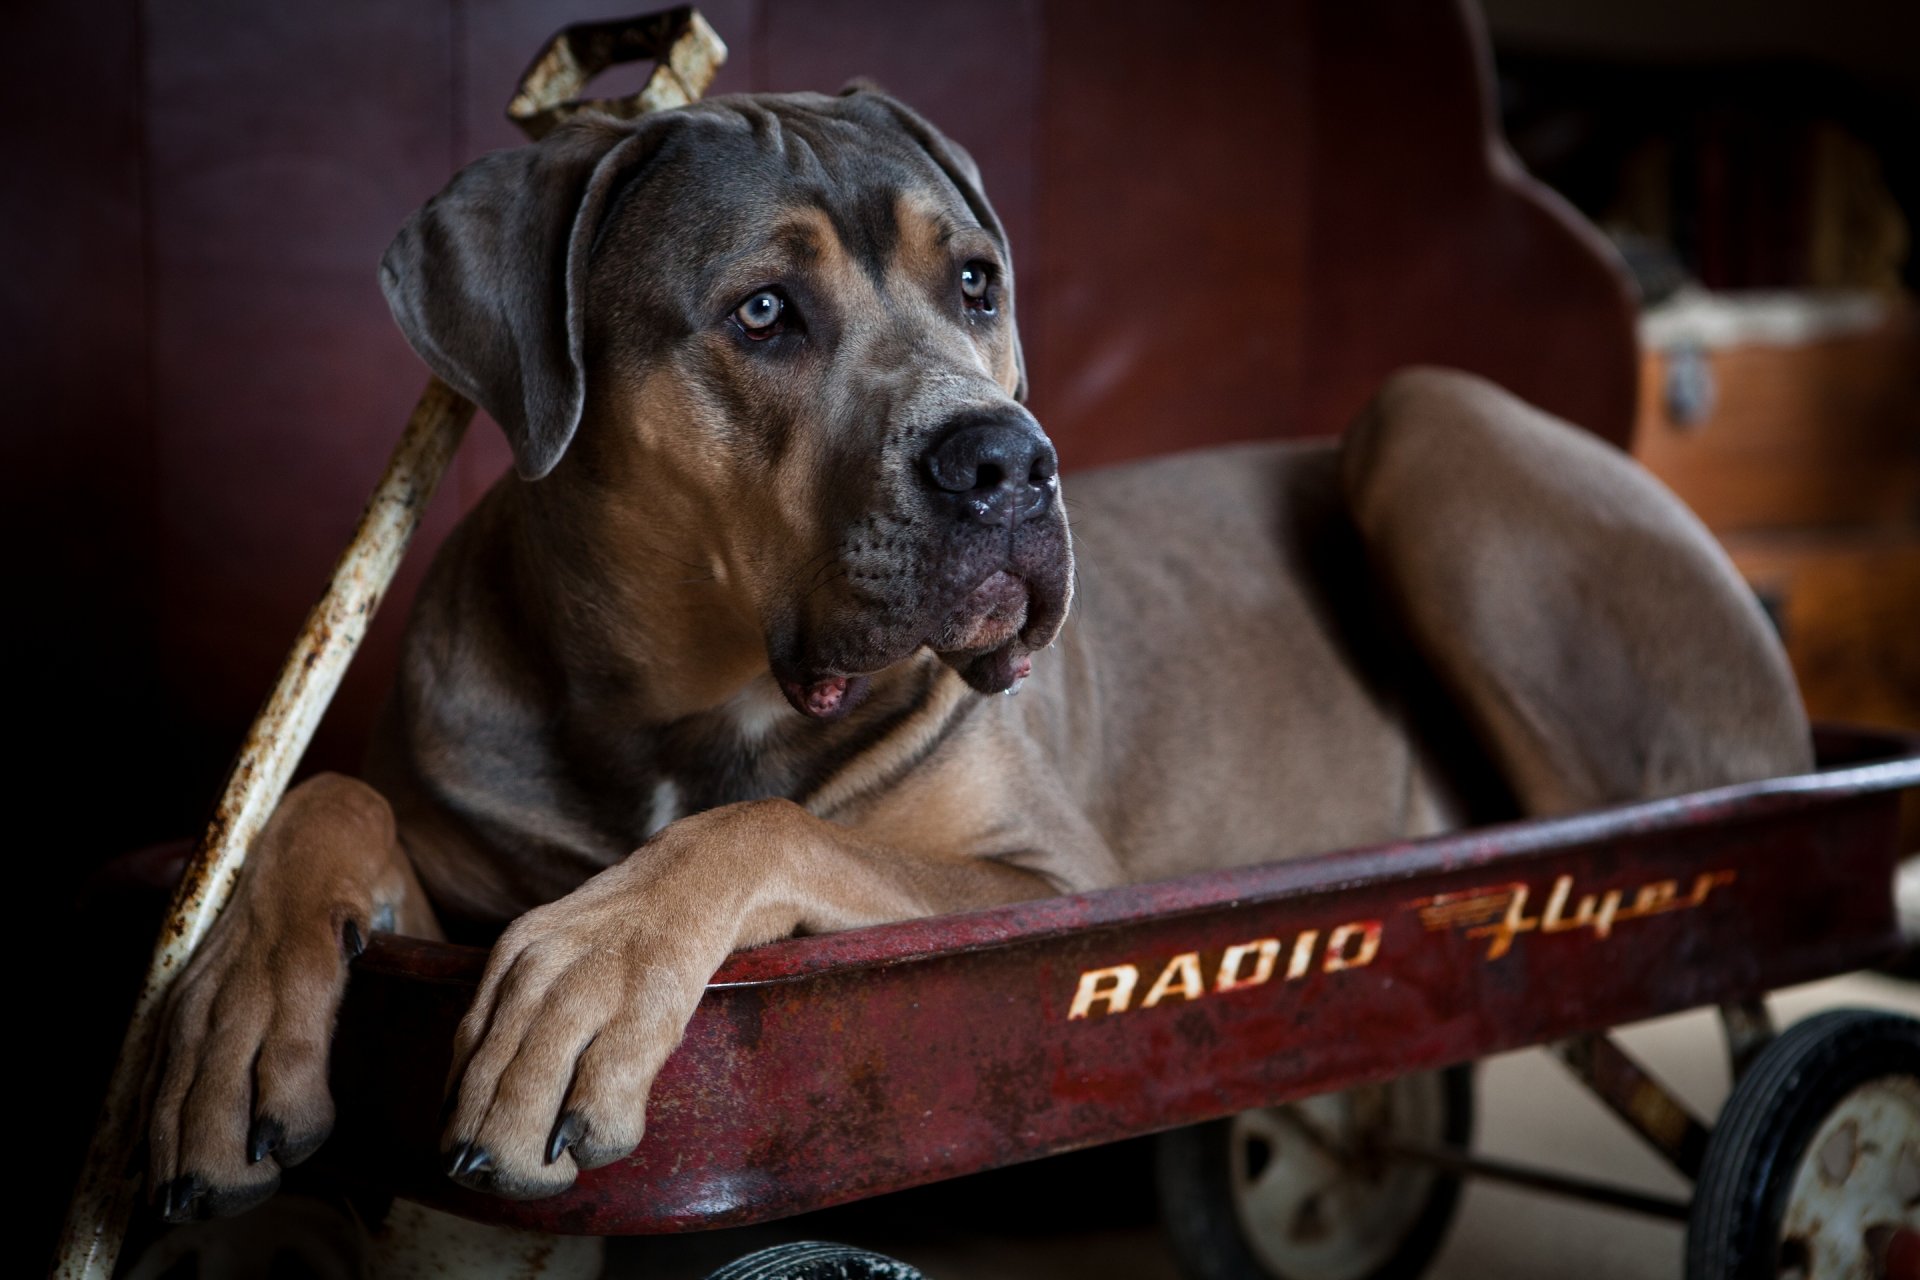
(147, 88, 1806, 1218)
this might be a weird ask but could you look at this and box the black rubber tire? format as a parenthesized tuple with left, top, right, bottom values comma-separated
(699, 1241, 928, 1280)
(1686, 1008, 1920, 1280)
(1155, 1067, 1475, 1280)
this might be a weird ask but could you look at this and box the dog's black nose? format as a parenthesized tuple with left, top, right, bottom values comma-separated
(923, 415, 1058, 528)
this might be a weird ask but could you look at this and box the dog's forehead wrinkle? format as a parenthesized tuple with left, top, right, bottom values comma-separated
(772, 220, 824, 264)
(784, 180, 898, 288)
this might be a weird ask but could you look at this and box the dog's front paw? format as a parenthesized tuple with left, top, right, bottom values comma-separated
(439, 858, 720, 1199)
(146, 772, 414, 1222)
(147, 905, 361, 1222)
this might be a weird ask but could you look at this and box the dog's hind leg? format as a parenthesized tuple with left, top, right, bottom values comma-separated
(1340, 366, 1810, 817)
(146, 773, 442, 1222)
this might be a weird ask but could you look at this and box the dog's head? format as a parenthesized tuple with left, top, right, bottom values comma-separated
(382, 89, 1070, 720)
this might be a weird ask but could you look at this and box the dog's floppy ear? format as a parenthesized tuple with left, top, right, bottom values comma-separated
(379, 116, 663, 479)
(849, 89, 1029, 404)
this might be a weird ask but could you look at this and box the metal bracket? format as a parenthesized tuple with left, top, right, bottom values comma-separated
(1719, 998, 1777, 1081)
(1552, 1032, 1711, 1180)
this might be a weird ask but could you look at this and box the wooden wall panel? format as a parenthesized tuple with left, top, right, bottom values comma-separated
(1036, 0, 1316, 469)
(142, 0, 460, 774)
(1300, 0, 1639, 443)
(0, 0, 155, 839)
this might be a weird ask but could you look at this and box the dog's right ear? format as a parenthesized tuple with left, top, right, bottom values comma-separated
(379, 117, 663, 480)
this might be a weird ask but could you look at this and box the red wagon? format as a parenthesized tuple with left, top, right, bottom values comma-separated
(318, 724, 1920, 1280)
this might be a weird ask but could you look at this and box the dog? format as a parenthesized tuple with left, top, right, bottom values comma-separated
(146, 86, 1808, 1220)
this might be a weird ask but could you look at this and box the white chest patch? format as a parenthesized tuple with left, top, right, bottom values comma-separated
(644, 778, 681, 839)
(719, 674, 794, 746)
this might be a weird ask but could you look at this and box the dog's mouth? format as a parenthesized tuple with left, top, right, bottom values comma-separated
(776, 563, 1066, 721)
(927, 569, 1038, 693)
(933, 569, 1030, 655)
(774, 570, 1035, 721)
(777, 671, 875, 721)
(775, 506, 1074, 722)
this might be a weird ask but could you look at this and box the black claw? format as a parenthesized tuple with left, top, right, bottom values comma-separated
(546, 1111, 586, 1165)
(158, 1174, 204, 1223)
(450, 1142, 493, 1179)
(342, 919, 366, 961)
(247, 1115, 285, 1165)
(443, 1139, 472, 1178)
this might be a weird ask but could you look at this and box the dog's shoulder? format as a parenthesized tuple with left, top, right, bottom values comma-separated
(381, 488, 637, 900)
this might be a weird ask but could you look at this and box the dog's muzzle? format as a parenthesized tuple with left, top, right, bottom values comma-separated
(775, 410, 1071, 722)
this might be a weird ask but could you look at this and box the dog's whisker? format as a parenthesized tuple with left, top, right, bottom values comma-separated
(804, 568, 850, 604)
(782, 548, 840, 596)
(801, 555, 846, 595)
(628, 540, 709, 575)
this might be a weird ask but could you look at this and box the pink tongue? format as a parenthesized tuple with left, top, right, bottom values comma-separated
(798, 676, 849, 717)
(778, 672, 873, 721)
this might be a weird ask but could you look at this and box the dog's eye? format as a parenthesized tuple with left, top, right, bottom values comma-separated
(960, 262, 996, 314)
(734, 290, 785, 337)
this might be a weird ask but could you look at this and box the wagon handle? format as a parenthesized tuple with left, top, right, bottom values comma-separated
(51, 11, 725, 1278)
(508, 5, 727, 139)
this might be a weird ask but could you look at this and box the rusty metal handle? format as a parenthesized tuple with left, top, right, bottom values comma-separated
(508, 5, 727, 139)
(53, 381, 473, 1280)
(53, 9, 726, 1277)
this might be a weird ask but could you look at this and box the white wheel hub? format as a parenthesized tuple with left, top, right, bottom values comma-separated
(1778, 1075, 1920, 1280)
(1228, 1074, 1450, 1280)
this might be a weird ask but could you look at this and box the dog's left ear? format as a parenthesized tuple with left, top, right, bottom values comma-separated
(379, 115, 666, 479)
(847, 89, 1029, 404)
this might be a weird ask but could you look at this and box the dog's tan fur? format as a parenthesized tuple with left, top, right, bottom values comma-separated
(147, 90, 1807, 1218)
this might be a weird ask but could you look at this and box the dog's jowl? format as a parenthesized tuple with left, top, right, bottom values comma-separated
(148, 88, 1807, 1216)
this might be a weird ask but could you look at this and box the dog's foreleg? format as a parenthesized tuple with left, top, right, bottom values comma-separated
(147, 773, 441, 1221)
(438, 797, 1054, 1199)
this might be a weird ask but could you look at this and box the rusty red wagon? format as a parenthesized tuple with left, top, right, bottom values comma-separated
(312, 724, 1920, 1280)
(52, 10, 1920, 1280)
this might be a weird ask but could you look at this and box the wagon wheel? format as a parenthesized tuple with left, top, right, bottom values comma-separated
(1156, 1067, 1473, 1280)
(700, 1240, 927, 1280)
(1687, 1009, 1920, 1280)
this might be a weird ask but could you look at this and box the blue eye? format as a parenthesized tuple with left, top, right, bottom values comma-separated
(961, 261, 995, 313)
(735, 290, 784, 336)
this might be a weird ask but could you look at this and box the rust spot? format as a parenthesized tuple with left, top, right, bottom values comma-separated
(1817, 1119, 1860, 1185)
